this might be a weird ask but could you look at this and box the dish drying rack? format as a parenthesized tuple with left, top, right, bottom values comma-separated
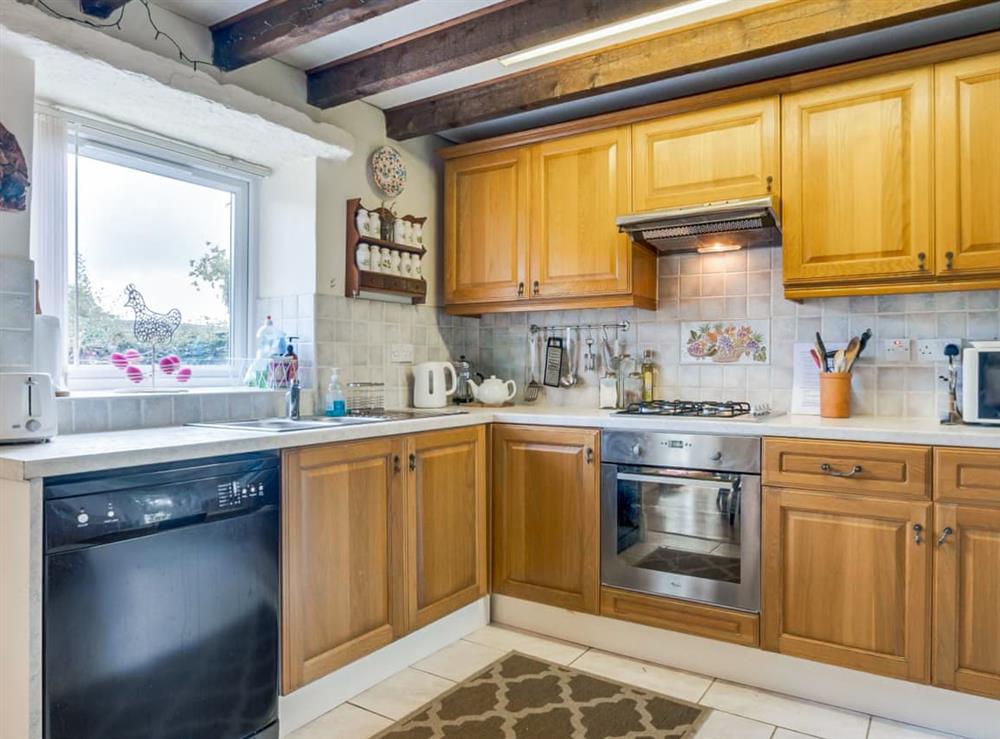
(346, 382, 385, 415)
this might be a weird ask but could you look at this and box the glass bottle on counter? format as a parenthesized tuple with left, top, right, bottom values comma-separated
(641, 349, 655, 402)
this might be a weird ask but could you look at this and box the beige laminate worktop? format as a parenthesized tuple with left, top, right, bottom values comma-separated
(2, 407, 999, 481)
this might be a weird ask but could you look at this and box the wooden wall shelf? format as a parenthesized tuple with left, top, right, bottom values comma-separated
(345, 197, 427, 304)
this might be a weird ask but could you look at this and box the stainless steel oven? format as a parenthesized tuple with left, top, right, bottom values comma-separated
(601, 430, 761, 612)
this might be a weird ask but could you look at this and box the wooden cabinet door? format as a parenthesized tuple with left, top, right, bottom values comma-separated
(935, 52, 1000, 276)
(632, 97, 779, 212)
(782, 68, 934, 283)
(762, 487, 932, 682)
(934, 503, 1000, 700)
(404, 426, 488, 632)
(492, 424, 600, 613)
(282, 439, 405, 693)
(444, 149, 529, 304)
(529, 128, 632, 299)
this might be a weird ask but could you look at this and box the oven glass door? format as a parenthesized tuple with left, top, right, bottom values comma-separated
(601, 464, 760, 612)
(976, 350, 1000, 420)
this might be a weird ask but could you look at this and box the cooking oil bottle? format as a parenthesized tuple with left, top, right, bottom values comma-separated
(640, 349, 655, 402)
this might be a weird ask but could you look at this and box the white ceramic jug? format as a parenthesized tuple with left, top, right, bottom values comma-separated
(413, 361, 456, 408)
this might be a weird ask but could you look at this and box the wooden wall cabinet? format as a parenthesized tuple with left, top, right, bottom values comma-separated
(782, 68, 935, 290)
(444, 149, 529, 305)
(631, 96, 780, 212)
(444, 128, 656, 315)
(403, 426, 488, 632)
(492, 424, 601, 613)
(933, 447, 1000, 700)
(762, 486, 933, 682)
(935, 51, 1000, 277)
(282, 427, 487, 693)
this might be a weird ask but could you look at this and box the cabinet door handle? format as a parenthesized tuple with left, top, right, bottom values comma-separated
(409, 453, 417, 472)
(532, 280, 540, 295)
(820, 463, 862, 477)
(393, 455, 401, 474)
(913, 523, 923, 545)
(766, 175, 773, 193)
(917, 252, 926, 270)
(517, 281, 525, 297)
(945, 251, 954, 270)
(937, 526, 954, 546)
(585, 447, 594, 464)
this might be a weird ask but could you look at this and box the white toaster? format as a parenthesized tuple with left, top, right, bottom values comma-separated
(0, 373, 57, 443)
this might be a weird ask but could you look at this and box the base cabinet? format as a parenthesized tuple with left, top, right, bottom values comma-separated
(282, 427, 486, 693)
(404, 426, 488, 631)
(492, 425, 600, 614)
(281, 438, 405, 694)
(762, 486, 932, 682)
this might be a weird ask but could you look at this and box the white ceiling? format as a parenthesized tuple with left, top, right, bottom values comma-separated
(151, 0, 775, 110)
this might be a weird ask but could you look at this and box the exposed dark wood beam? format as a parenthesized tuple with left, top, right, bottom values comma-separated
(212, 0, 419, 72)
(385, 0, 992, 140)
(79, 0, 130, 18)
(307, 0, 691, 109)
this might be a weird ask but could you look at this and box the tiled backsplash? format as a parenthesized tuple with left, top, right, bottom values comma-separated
(257, 294, 479, 410)
(480, 247, 1000, 418)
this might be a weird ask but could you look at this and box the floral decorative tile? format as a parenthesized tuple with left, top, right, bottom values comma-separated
(682, 320, 770, 365)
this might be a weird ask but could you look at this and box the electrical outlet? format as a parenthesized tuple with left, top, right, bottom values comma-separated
(882, 338, 912, 363)
(916, 338, 962, 362)
(390, 343, 414, 363)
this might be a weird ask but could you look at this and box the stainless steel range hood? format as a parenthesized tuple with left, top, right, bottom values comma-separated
(616, 196, 780, 254)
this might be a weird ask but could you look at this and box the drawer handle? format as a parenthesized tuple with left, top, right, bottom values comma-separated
(532, 280, 540, 295)
(945, 251, 954, 271)
(820, 463, 862, 477)
(937, 526, 954, 546)
(917, 252, 926, 270)
(913, 524, 923, 545)
(517, 281, 525, 297)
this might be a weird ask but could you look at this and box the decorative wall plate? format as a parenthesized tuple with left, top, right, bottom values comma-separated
(0, 122, 30, 212)
(370, 145, 406, 198)
(682, 320, 770, 364)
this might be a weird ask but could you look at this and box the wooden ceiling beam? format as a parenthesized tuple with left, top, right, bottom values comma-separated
(212, 0, 419, 72)
(384, 0, 993, 140)
(79, 0, 130, 18)
(307, 0, 693, 109)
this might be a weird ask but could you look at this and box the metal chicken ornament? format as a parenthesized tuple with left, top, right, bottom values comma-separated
(124, 284, 182, 344)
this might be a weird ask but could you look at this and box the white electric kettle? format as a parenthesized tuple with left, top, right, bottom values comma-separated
(413, 361, 456, 408)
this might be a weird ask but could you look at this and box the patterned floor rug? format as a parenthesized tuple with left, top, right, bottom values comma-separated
(374, 651, 708, 738)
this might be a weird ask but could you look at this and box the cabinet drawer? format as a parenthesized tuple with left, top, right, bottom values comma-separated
(935, 448, 1000, 505)
(601, 587, 758, 647)
(764, 438, 931, 499)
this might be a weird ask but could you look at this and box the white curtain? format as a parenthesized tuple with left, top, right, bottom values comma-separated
(29, 112, 68, 387)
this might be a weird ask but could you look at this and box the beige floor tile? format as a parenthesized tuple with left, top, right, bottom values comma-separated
(774, 730, 820, 739)
(349, 667, 454, 721)
(700, 681, 870, 739)
(462, 624, 587, 665)
(571, 649, 714, 703)
(868, 717, 967, 739)
(695, 709, 776, 739)
(412, 639, 508, 682)
(288, 703, 392, 739)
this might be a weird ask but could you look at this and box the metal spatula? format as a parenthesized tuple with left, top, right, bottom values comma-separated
(524, 333, 541, 402)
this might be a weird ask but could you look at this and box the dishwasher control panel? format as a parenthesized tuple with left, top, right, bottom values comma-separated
(44, 455, 279, 552)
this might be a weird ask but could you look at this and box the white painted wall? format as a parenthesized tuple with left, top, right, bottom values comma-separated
(0, 50, 35, 258)
(317, 103, 446, 305)
(258, 159, 318, 299)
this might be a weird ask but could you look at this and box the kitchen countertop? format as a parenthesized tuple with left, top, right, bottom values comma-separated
(2, 407, 999, 480)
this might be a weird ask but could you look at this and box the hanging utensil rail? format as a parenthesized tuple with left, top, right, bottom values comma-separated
(529, 320, 630, 335)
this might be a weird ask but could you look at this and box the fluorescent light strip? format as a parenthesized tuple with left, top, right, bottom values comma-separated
(499, 0, 735, 67)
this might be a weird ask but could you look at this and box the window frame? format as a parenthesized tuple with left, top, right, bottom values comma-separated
(64, 120, 259, 391)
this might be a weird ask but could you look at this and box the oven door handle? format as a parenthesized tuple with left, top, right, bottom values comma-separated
(616, 472, 737, 491)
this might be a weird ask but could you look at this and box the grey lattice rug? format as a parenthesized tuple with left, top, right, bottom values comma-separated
(375, 652, 708, 738)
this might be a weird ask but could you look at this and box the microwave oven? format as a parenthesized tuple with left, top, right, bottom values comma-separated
(962, 342, 1000, 425)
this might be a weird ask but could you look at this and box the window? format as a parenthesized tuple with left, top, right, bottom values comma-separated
(64, 123, 255, 389)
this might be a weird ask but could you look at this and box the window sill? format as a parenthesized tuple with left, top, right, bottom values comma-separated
(60, 387, 285, 401)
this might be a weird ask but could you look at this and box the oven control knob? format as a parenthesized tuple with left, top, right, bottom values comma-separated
(631, 444, 643, 457)
(76, 510, 89, 525)
(711, 451, 723, 462)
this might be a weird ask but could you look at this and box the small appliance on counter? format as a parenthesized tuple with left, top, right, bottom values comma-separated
(962, 340, 1000, 424)
(0, 372, 57, 443)
(467, 375, 517, 406)
(413, 361, 456, 408)
(452, 355, 484, 404)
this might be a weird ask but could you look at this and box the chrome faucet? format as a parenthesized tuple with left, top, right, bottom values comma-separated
(287, 379, 301, 420)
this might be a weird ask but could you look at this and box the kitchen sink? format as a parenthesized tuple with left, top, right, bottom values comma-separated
(188, 410, 466, 433)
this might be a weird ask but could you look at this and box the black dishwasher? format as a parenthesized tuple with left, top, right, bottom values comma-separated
(44, 452, 280, 739)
